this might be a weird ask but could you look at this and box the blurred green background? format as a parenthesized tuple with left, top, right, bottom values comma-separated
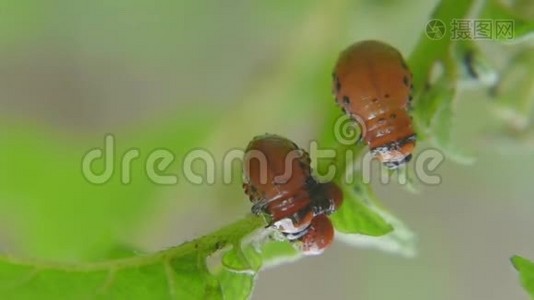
(1, 0, 533, 299)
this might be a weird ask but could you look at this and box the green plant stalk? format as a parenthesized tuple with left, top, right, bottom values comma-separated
(409, 0, 474, 96)
(0, 215, 264, 272)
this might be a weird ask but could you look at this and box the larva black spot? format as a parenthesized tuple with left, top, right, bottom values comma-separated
(390, 113, 397, 119)
(342, 96, 350, 105)
(408, 95, 413, 101)
(384, 93, 390, 98)
(403, 75, 409, 87)
(372, 98, 378, 102)
(334, 76, 341, 92)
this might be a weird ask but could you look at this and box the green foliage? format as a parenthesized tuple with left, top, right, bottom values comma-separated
(1, 0, 533, 299)
(330, 183, 392, 236)
(512, 256, 534, 299)
(480, 0, 534, 41)
(0, 216, 263, 299)
(410, 0, 534, 163)
(491, 49, 534, 130)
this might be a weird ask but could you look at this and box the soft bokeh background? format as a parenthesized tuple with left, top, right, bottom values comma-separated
(1, 0, 533, 299)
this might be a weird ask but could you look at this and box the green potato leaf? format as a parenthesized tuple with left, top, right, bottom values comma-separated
(512, 255, 534, 299)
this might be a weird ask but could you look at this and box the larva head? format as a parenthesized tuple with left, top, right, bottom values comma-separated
(295, 214, 334, 255)
(371, 135, 416, 169)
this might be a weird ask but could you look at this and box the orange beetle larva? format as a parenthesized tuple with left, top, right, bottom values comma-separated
(243, 134, 342, 233)
(242, 134, 343, 254)
(333, 40, 416, 169)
